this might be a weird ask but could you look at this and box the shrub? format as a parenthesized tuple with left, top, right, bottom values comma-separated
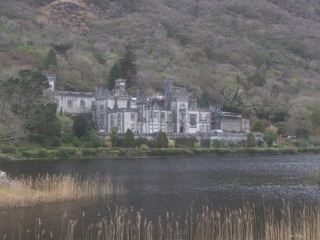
(81, 130, 103, 148)
(136, 137, 150, 147)
(139, 144, 149, 150)
(200, 139, 210, 148)
(55, 148, 76, 159)
(193, 142, 201, 148)
(175, 137, 197, 148)
(212, 139, 222, 148)
(168, 139, 175, 148)
(37, 148, 49, 158)
(30, 134, 46, 144)
(82, 148, 98, 157)
(72, 137, 82, 147)
(83, 139, 103, 148)
(62, 132, 76, 144)
(104, 136, 112, 148)
(51, 137, 62, 147)
(21, 151, 33, 158)
(0, 146, 17, 154)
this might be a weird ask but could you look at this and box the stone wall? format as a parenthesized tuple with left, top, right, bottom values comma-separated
(54, 91, 95, 114)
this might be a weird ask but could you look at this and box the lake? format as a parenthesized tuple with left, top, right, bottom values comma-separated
(1, 154, 320, 238)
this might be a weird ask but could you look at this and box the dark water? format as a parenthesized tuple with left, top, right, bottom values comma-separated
(1, 155, 320, 237)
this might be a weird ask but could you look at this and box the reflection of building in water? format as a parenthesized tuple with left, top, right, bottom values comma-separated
(47, 75, 250, 134)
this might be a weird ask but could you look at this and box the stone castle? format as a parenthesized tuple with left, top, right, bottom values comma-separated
(47, 75, 250, 135)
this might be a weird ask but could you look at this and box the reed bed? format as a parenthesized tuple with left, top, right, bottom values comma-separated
(0, 173, 123, 210)
(6, 201, 320, 240)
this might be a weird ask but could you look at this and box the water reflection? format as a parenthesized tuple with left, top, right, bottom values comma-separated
(0, 155, 320, 237)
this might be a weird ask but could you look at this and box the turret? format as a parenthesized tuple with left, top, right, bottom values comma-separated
(46, 74, 56, 91)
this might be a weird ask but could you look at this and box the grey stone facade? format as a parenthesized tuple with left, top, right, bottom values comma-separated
(48, 75, 250, 134)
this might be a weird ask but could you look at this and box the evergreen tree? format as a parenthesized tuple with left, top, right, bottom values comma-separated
(52, 43, 72, 56)
(110, 127, 119, 147)
(124, 128, 135, 147)
(73, 115, 89, 139)
(246, 132, 256, 148)
(44, 49, 57, 69)
(263, 129, 277, 147)
(251, 120, 265, 133)
(156, 131, 168, 148)
(34, 102, 61, 136)
(109, 62, 123, 89)
(120, 45, 137, 88)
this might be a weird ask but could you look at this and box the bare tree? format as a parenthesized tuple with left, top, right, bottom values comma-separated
(0, 102, 26, 143)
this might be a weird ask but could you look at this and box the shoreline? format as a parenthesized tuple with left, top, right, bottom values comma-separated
(1, 146, 320, 161)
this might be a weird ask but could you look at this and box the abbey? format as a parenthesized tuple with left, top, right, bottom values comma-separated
(47, 75, 249, 134)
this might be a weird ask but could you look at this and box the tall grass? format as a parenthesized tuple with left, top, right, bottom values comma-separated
(6, 201, 320, 240)
(0, 173, 122, 210)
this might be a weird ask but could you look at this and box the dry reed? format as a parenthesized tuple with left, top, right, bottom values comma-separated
(60, 202, 320, 240)
(0, 173, 122, 210)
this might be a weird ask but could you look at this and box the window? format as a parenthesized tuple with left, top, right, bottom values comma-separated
(168, 114, 172, 121)
(180, 113, 186, 121)
(131, 123, 135, 131)
(161, 112, 165, 121)
(117, 114, 121, 129)
(150, 112, 158, 119)
(80, 100, 85, 107)
(190, 114, 197, 127)
(206, 114, 210, 121)
(100, 105, 104, 110)
(110, 115, 114, 127)
(67, 100, 72, 107)
(131, 113, 135, 121)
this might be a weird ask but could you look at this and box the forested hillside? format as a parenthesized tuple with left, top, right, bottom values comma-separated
(1, 0, 320, 139)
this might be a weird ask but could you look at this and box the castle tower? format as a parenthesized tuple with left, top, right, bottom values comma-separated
(114, 79, 127, 96)
(46, 74, 56, 91)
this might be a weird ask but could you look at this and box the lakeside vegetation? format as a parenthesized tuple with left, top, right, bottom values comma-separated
(1, 111, 319, 160)
(0, 173, 122, 210)
(1, 145, 320, 160)
(4, 201, 320, 240)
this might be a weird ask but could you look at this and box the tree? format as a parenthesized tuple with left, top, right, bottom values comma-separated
(246, 132, 256, 148)
(32, 102, 61, 136)
(124, 129, 135, 147)
(73, 115, 89, 139)
(110, 127, 119, 147)
(263, 129, 277, 147)
(286, 106, 312, 138)
(109, 62, 123, 89)
(251, 120, 265, 133)
(156, 131, 168, 148)
(120, 45, 137, 88)
(52, 43, 72, 56)
(0, 102, 26, 143)
(247, 73, 266, 87)
(1, 69, 50, 138)
(274, 121, 287, 136)
(44, 48, 57, 70)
